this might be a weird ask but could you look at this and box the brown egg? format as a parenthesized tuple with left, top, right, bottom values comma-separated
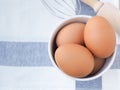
(56, 22, 85, 47)
(91, 57, 106, 75)
(54, 44, 94, 78)
(84, 16, 116, 58)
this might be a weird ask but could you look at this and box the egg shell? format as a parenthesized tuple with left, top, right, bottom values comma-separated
(84, 16, 116, 58)
(54, 44, 94, 78)
(56, 22, 85, 47)
(91, 57, 106, 75)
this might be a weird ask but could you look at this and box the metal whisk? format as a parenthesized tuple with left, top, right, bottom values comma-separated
(40, 0, 81, 19)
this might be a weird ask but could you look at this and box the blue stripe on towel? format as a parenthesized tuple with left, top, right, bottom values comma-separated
(111, 45, 120, 69)
(76, 77, 102, 90)
(80, 1, 95, 16)
(0, 42, 52, 66)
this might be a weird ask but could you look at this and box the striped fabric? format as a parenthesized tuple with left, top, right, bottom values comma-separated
(0, 0, 120, 90)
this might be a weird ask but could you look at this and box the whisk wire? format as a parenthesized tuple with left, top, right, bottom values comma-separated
(41, 0, 81, 19)
(62, 0, 75, 11)
(75, 0, 81, 15)
(53, 0, 75, 14)
(41, 0, 64, 19)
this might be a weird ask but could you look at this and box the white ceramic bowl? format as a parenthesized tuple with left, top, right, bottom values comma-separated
(48, 15, 117, 81)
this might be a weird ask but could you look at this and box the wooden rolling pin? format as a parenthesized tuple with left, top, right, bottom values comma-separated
(81, 0, 120, 35)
